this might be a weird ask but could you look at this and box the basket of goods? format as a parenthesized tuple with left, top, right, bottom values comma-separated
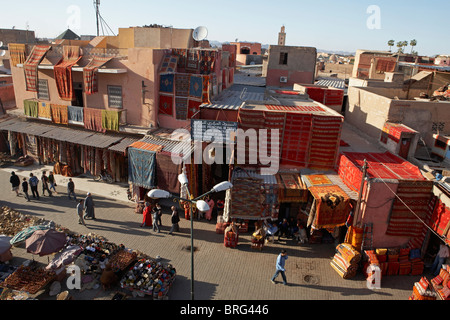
(120, 258, 176, 299)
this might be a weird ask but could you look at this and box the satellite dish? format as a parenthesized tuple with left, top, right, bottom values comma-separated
(193, 26, 208, 41)
(0, 51, 6, 57)
(0, 41, 3, 47)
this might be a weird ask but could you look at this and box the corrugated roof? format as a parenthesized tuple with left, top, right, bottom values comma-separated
(0, 117, 133, 149)
(231, 168, 278, 185)
(136, 135, 194, 162)
(315, 78, 346, 90)
(108, 136, 141, 153)
(204, 84, 266, 110)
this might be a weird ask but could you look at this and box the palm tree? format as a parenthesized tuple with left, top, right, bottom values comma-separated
(410, 39, 417, 54)
(397, 41, 408, 53)
(388, 40, 395, 52)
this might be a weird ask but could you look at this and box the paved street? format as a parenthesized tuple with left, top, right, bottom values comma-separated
(0, 165, 422, 301)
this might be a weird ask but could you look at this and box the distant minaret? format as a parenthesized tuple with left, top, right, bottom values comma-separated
(278, 26, 286, 46)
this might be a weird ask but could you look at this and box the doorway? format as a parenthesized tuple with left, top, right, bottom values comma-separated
(73, 82, 84, 107)
(399, 138, 411, 159)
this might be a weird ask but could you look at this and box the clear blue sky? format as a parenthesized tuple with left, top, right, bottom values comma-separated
(2, 0, 447, 56)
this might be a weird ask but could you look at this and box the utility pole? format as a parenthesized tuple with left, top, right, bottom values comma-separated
(95, 0, 100, 37)
(354, 159, 368, 228)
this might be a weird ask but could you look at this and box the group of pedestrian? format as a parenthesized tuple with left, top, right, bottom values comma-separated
(140, 202, 182, 236)
(11, 170, 60, 201)
(10, 171, 96, 227)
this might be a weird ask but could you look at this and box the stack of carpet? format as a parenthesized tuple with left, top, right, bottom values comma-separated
(375, 248, 388, 276)
(387, 248, 400, 276)
(330, 243, 361, 279)
(398, 248, 412, 275)
(409, 248, 424, 276)
(363, 250, 380, 274)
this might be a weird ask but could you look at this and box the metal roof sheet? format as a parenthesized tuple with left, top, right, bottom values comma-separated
(315, 78, 346, 90)
(108, 136, 141, 153)
(0, 117, 131, 149)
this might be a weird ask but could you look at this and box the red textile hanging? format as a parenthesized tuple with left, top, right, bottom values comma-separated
(54, 46, 81, 101)
(84, 108, 105, 133)
(83, 56, 112, 94)
(24, 45, 51, 92)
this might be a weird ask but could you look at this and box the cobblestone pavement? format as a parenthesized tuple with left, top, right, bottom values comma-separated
(0, 165, 423, 301)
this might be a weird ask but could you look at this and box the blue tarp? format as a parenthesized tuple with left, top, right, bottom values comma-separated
(128, 147, 156, 189)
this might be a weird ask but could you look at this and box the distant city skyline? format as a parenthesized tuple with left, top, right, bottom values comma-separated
(2, 0, 448, 57)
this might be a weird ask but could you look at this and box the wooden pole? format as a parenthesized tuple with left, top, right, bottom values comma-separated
(354, 159, 368, 228)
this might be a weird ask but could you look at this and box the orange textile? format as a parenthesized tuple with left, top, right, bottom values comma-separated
(306, 174, 332, 186)
(309, 185, 351, 229)
(50, 104, 68, 124)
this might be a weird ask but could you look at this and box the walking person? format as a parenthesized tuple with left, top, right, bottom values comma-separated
(84, 192, 96, 220)
(29, 173, 40, 200)
(140, 202, 153, 228)
(76, 199, 86, 226)
(271, 250, 288, 285)
(67, 178, 77, 200)
(48, 171, 58, 194)
(152, 205, 160, 233)
(9, 171, 20, 196)
(154, 203, 163, 227)
(21, 178, 30, 202)
(204, 195, 215, 221)
(169, 206, 180, 235)
(41, 171, 52, 196)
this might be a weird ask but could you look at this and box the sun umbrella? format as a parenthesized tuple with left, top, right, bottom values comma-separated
(25, 229, 67, 257)
(10, 224, 51, 245)
(0, 235, 12, 255)
(46, 245, 83, 270)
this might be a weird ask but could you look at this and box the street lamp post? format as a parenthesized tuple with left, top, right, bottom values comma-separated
(148, 173, 232, 300)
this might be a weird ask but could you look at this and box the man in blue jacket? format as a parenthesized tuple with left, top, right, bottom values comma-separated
(271, 250, 288, 285)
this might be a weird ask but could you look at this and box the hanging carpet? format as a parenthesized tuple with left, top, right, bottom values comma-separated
(24, 45, 51, 92)
(54, 46, 81, 100)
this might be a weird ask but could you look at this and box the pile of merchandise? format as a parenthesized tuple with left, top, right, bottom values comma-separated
(330, 243, 361, 279)
(1, 262, 55, 294)
(120, 257, 176, 299)
(410, 277, 436, 300)
(430, 265, 450, 300)
(0, 206, 47, 236)
(363, 247, 424, 277)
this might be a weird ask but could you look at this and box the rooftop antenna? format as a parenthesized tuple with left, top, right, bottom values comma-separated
(93, 0, 116, 37)
(94, 0, 100, 36)
(193, 26, 208, 42)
